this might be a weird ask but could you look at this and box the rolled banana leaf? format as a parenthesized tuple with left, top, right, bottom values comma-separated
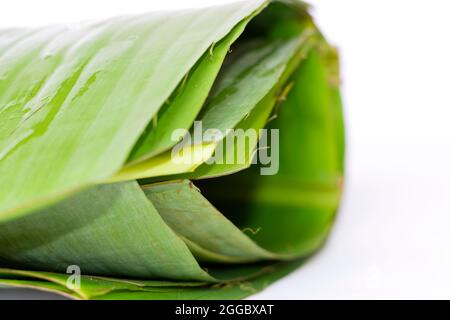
(0, 0, 345, 299)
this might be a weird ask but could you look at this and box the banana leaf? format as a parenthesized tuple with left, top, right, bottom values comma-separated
(0, 0, 345, 299)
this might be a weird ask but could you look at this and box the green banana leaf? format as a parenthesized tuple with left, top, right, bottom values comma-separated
(0, 0, 345, 299)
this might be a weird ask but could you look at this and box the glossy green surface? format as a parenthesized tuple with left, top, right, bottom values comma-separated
(0, 0, 345, 299)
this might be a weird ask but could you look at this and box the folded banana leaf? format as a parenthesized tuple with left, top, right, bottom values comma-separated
(0, 0, 345, 299)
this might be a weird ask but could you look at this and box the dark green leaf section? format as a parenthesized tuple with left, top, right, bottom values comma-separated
(195, 46, 343, 258)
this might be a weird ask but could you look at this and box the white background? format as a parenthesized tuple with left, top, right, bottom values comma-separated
(1, 0, 450, 299)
